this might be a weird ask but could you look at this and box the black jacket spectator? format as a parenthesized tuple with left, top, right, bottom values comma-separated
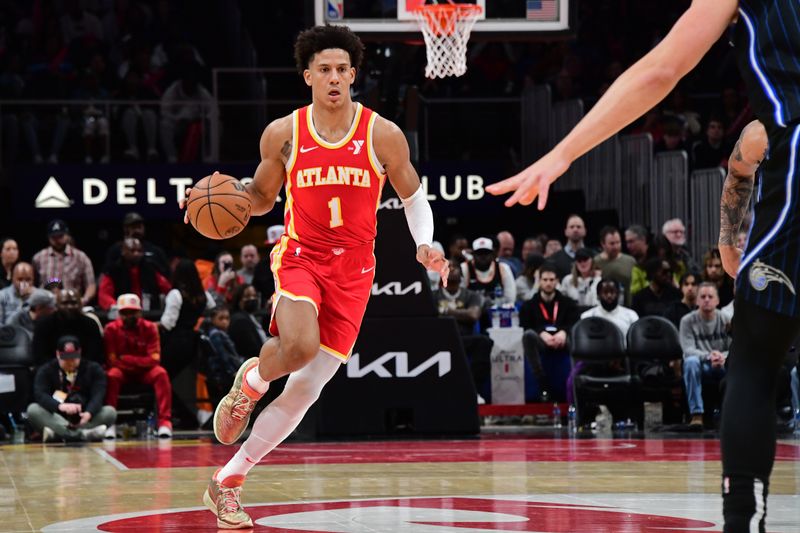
(229, 310, 267, 358)
(33, 358, 107, 416)
(519, 290, 579, 334)
(633, 285, 682, 317)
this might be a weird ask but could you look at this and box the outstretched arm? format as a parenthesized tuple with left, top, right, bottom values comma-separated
(373, 116, 449, 284)
(719, 120, 767, 278)
(486, 0, 738, 208)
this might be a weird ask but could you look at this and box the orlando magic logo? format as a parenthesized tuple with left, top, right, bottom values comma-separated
(749, 259, 797, 295)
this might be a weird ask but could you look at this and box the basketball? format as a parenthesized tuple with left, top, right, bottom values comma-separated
(186, 172, 252, 240)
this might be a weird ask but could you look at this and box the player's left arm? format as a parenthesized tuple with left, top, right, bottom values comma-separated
(373, 116, 449, 284)
(718, 120, 767, 277)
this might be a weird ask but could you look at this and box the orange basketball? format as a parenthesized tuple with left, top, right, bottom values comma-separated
(186, 173, 251, 239)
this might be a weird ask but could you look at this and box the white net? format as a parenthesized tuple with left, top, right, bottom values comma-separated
(411, 4, 482, 79)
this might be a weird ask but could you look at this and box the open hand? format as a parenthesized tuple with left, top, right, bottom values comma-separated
(485, 150, 571, 209)
(179, 171, 222, 224)
(417, 245, 449, 287)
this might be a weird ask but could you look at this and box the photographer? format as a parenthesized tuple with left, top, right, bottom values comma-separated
(205, 251, 244, 306)
(27, 336, 116, 442)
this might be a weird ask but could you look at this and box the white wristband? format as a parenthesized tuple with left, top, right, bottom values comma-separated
(400, 185, 434, 249)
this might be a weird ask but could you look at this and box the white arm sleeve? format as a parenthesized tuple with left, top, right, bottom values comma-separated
(400, 185, 434, 249)
(160, 289, 182, 331)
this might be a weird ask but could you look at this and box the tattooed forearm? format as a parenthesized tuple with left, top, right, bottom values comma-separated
(719, 169, 754, 246)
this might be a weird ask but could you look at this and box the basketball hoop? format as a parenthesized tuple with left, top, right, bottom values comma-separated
(409, 1, 482, 79)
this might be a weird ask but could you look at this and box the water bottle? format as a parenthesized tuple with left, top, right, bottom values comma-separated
(493, 284, 504, 305)
(567, 405, 577, 434)
(146, 412, 157, 439)
(552, 403, 562, 428)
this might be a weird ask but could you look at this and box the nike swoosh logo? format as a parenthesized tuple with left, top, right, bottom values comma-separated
(361, 266, 375, 274)
(299, 145, 318, 153)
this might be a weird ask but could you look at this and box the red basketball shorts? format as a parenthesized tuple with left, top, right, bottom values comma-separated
(268, 236, 375, 361)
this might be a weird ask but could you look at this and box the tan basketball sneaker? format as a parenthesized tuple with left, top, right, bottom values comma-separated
(214, 357, 263, 445)
(203, 469, 253, 529)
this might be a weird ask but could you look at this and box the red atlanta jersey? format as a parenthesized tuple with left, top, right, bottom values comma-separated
(283, 103, 386, 249)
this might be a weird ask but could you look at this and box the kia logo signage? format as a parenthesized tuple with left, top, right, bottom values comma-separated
(371, 281, 423, 296)
(347, 351, 452, 378)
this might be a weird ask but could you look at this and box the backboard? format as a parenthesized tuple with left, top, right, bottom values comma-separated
(316, 0, 572, 39)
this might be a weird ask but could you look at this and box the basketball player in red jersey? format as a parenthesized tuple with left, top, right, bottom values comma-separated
(181, 26, 448, 529)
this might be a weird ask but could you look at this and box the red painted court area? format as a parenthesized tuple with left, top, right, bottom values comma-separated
(106, 438, 800, 469)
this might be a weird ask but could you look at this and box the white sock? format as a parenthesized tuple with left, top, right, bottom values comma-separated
(218, 351, 341, 480)
(245, 365, 269, 394)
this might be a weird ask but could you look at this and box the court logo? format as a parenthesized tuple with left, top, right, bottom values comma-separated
(35, 176, 72, 208)
(748, 259, 796, 295)
(347, 351, 451, 378)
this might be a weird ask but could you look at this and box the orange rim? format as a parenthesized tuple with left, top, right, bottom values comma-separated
(409, 3, 482, 36)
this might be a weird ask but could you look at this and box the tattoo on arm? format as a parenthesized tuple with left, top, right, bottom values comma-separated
(719, 168, 754, 246)
(280, 141, 292, 162)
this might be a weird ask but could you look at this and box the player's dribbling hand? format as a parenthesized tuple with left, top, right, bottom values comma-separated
(718, 244, 742, 279)
(417, 245, 449, 287)
(485, 149, 571, 209)
(179, 171, 221, 224)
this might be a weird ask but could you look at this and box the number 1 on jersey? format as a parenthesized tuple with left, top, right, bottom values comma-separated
(328, 196, 343, 228)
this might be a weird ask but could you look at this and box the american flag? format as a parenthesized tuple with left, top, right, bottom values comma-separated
(526, 0, 558, 21)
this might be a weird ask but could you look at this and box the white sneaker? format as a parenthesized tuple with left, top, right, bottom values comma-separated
(104, 425, 117, 440)
(80, 424, 107, 442)
(157, 425, 172, 438)
(42, 427, 55, 443)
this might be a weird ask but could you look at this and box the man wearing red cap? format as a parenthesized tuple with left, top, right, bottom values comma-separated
(103, 293, 172, 438)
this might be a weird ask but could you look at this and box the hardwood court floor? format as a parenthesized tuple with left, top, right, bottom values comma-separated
(1, 433, 799, 532)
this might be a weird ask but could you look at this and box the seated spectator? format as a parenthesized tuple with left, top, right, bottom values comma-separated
(104, 294, 172, 438)
(560, 248, 601, 308)
(580, 279, 639, 339)
(515, 253, 545, 303)
(447, 233, 471, 263)
(206, 251, 245, 306)
(0, 262, 34, 324)
(8, 289, 56, 340)
(27, 335, 116, 443)
(632, 258, 682, 317)
(434, 262, 491, 400)
(625, 224, 654, 296)
(652, 233, 687, 284)
(663, 273, 698, 329)
(654, 116, 691, 153)
(206, 305, 245, 399)
(159, 65, 216, 163)
(32, 220, 96, 306)
(160, 259, 215, 379)
(549, 214, 589, 279)
(545, 239, 563, 259)
(519, 264, 579, 400)
(496, 231, 523, 277)
(692, 117, 730, 169)
(521, 236, 543, 262)
(461, 237, 516, 330)
(104, 212, 170, 276)
(229, 284, 269, 359)
(680, 283, 731, 427)
(594, 226, 637, 305)
(237, 245, 260, 285)
(33, 289, 104, 366)
(701, 248, 734, 307)
(1, 237, 19, 290)
(117, 71, 160, 162)
(661, 218, 699, 275)
(98, 237, 171, 311)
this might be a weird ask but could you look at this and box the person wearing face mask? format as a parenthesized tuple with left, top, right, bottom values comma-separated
(32, 289, 104, 366)
(228, 284, 269, 360)
(160, 259, 216, 379)
(461, 237, 516, 331)
(580, 279, 640, 339)
(98, 237, 172, 312)
(0, 262, 35, 324)
(205, 251, 245, 306)
(433, 260, 491, 400)
(104, 293, 172, 439)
